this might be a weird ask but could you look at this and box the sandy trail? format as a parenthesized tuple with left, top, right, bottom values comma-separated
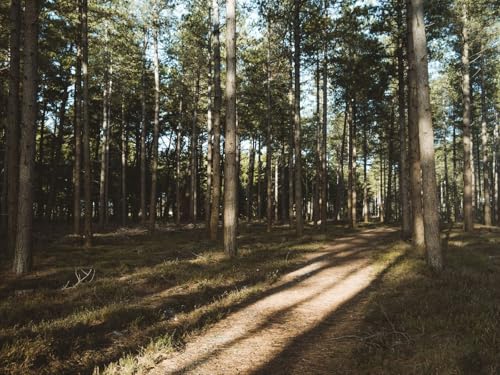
(149, 227, 397, 375)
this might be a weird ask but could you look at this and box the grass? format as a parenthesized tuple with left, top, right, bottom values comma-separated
(332, 226, 500, 374)
(0, 222, 358, 375)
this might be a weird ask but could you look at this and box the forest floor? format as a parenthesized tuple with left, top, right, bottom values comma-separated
(0, 222, 499, 374)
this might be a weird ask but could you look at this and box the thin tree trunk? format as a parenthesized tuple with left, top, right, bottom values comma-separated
(140, 28, 148, 224)
(347, 98, 356, 228)
(175, 106, 182, 226)
(410, 0, 442, 271)
(247, 139, 255, 222)
(266, 21, 273, 232)
(313, 58, 321, 227)
(190, 72, 200, 223)
(121, 95, 127, 226)
(334, 106, 347, 221)
(206, 18, 213, 229)
(480, 55, 491, 226)
(209, 0, 222, 240)
(363, 123, 369, 223)
(149, 14, 160, 230)
(461, 4, 473, 232)
(407, 0, 424, 249)
(293, 0, 303, 236)
(385, 105, 394, 222)
(288, 53, 294, 226)
(320, 25, 328, 231)
(398, 1, 410, 237)
(223, 0, 237, 255)
(82, 0, 92, 247)
(257, 137, 262, 220)
(99, 53, 110, 227)
(13, 0, 39, 274)
(73, 0, 83, 234)
(280, 143, 287, 223)
(6, 0, 21, 255)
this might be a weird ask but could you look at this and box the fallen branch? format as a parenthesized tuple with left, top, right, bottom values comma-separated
(61, 267, 96, 290)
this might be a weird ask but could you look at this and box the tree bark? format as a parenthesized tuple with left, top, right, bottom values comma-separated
(5, 0, 21, 256)
(223, 0, 237, 255)
(121, 95, 127, 226)
(410, 0, 442, 271)
(398, 0, 410, 238)
(461, 4, 473, 232)
(480, 55, 491, 226)
(293, 0, 303, 236)
(99, 51, 111, 227)
(206, 19, 213, 229)
(209, 0, 222, 240)
(266, 22, 273, 232)
(149, 14, 160, 230)
(13, 0, 39, 274)
(189, 72, 200, 224)
(320, 29, 328, 232)
(247, 139, 255, 222)
(73, 0, 83, 234)
(175, 103, 182, 226)
(140, 28, 148, 224)
(82, 0, 92, 247)
(407, 0, 424, 249)
(347, 98, 356, 228)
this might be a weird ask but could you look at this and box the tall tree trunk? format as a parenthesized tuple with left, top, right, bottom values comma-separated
(385, 105, 394, 222)
(99, 54, 110, 227)
(82, 0, 92, 247)
(480, 56, 491, 226)
(266, 22, 273, 233)
(293, 0, 304, 236)
(313, 58, 321, 227)
(247, 139, 255, 222)
(36, 99, 47, 219)
(461, 4, 473, 232)
(288, 53, 294, 226)
(5, 0, 21, 256)
(175, 107, 182, 226)
(73, 0, 83, 234)
(140, 28, 148, 224)
(121, 95, 127, 226)
(334, 106, 347, 221)
(223, 0, 237, 255)
(257, 137, 262, 220)
(407, 0, 424, 249)
(410, 0, 442, 271)
(274, 156, 279, 222)
(209, 0, 222, 240)
(320, 28, 328, 232)
(347, 98, 356, 228)
(280, 144, 287, 223)
(190, 73, 200, 224)
(13, 0, 39, 274)
(398, 1, 410, 238)
(363, 123, 369, 223)
(206, 19, 213, 229)
(149, 15, 160, 230)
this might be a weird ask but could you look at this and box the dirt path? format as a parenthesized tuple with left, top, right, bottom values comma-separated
(149, 227, 398, 375)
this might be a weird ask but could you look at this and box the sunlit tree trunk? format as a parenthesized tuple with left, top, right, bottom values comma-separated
(175, 103, 182, 226)
(320, 27, 328, 231)
(410, 0, 442, 271)
(206, 19, 213, 229)
(363, 122, 369, 224)
(99, 50, 111, 227)
(293, 0, 303, 236)
(223, 0, 237, 255)
(461, 4, 473, 232)
(407, 0, 424, 249)
(288, 55, 294, 226)
(13, 0, 39, 274)
(149, 13, 160, 230)
(209, 0, 222, 240)
(347, 98, 356, 228)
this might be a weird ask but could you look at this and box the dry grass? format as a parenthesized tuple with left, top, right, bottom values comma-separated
(0, 222, 356, 374)
(334, 226, 500, 374)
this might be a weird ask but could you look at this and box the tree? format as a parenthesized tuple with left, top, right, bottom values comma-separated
(223, 0, 237, 256)
(409, 0, 442, 271)
(209, 0, 222, 240)
(13, 0, 39, 274)
(5, 0, 21, 256)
